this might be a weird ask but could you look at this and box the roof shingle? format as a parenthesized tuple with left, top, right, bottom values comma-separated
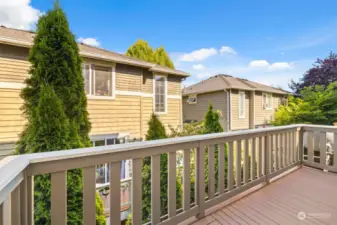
(183, 74, 289, 95)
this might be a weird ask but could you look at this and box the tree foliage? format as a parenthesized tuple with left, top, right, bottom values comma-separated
(154, 46, 175, 69)
(272, 83, 337, 126)
(203, 104, 224, 134)
(16, 3, 104, 224)
(126, 40, 175, 68)
(290, 52, 337, 93)
(126, 39, 155, 63)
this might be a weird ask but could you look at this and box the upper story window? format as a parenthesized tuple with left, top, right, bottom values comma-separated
(262, 93, 272, 110)
(238, 91, 245, 119)
(187, 95, 197, 104)
(82, 64, 115, 98)
(154, 75, 167, 113)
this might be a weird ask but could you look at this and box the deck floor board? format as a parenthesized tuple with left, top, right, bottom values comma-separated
(192, 167, 337, 225)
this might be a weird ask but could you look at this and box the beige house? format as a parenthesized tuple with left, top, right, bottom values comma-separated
(0, 26, 189, 159)
(183, 74, 288, 131)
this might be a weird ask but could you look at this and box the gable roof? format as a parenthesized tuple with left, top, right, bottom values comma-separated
(182, 74, 289, 95)
(0, 26, 189, 77)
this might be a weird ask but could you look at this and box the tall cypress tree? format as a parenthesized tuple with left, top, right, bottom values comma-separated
(140, 114, 182, 222)
(154, 47, 175, 69)
(16, 2, 104, 224)
(126, 39, 155, 63)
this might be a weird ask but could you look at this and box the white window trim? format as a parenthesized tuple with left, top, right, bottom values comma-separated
(83, 63, 116, 100)
(262, 93, 273, 110)
(238, 91, 245, 119)
(153, 74, 168, 115)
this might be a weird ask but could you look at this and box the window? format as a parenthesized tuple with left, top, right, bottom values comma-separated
(187, 95, 197, 104)
(238, 91, 245, 119)
(262, 93, 272, 110)
(154, 75, 167, 113)
(82, 64, 115, 98)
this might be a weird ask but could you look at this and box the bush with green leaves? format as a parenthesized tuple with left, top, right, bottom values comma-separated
(272, 83, 337, 126)
(16, 3, 104, 224)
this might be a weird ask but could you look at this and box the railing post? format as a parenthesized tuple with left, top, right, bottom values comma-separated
(297, 127, 304, 164)
(27, 176, 34, 225)
(264, 133, 270, 183)
(195, 143, 205, 219)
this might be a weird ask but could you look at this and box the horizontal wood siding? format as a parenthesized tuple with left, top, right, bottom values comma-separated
(158, 99, 181, 131)
(141, 98, 181, 137)
(141, 97, 154, 136)
(182, 91, 227, 129)
(0, 142, 15, 160)
(0, 51, 183, 158)
(255, 91, 284, 126)
(142, 70, 153, 93)
(116, 64, 141, 92)
(167, 75, 181, 95)
(0, 89, 25, 143)
(231, 89, 250, 130)
(88, 95, 141, 138)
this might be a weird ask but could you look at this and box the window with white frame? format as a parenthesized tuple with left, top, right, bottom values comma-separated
(154, 75, 167, 113)
(238, 91, 245, 119)
(187, 95, 197, 104)
(92, 136, 128, 184)
(82, 64, 115, 97)
(262, 93, 272, 110)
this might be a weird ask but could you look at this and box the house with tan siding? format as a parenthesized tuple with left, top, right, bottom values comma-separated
(183, 74, 288, 131)
(0, 26, 189, 161)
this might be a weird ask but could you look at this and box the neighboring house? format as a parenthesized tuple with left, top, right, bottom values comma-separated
(182, 74, 288, 131)
(0, 26, 189, 181)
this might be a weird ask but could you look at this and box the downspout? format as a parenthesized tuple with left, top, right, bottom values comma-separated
(224, 89, 231, 132)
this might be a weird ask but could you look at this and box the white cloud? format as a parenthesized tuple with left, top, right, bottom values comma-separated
(179, 48, 217, 62)
(220, 46, 237, 55)
(192, 64, 205, 70)
(196, 72, 212, 79)
(249, 60, 270, 68)
(269, 62, 293, 71)
(77, 37, 100, 47)
(0, 0, 41, 30)
(249, 60, 293, 71)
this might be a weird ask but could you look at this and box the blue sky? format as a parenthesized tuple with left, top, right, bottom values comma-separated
(3, 0, 337, 90)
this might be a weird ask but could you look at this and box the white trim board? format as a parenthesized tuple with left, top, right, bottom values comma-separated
(0, 82, 25, 89)
(0, 81, 181, 99)
(115, 90, 153, 98)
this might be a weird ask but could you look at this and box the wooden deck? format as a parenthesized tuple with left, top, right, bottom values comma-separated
(192, 167, 337, 225)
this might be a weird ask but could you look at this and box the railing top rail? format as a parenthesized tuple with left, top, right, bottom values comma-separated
(1, 123, 332, 205)
(11, 124, 301, 164)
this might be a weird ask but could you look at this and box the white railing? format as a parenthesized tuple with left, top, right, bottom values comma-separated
(1, 124, 337, 225)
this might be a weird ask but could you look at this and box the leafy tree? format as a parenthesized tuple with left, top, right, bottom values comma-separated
(126, 39, 155, 63)
(16, 3, 104, 224)
(203, 105, 224, 134)
(202, 105, 226, 193)
(126, 40, 175, 69)
(272, 83, 337, 126)
(140, 114, 182, 223)
(290, 52, 337, 93)
(154, 47, 175, 69)
(145, 113, 167, 140)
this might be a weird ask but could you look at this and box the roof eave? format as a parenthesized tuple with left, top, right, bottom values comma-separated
(0, 37, 189, 77)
